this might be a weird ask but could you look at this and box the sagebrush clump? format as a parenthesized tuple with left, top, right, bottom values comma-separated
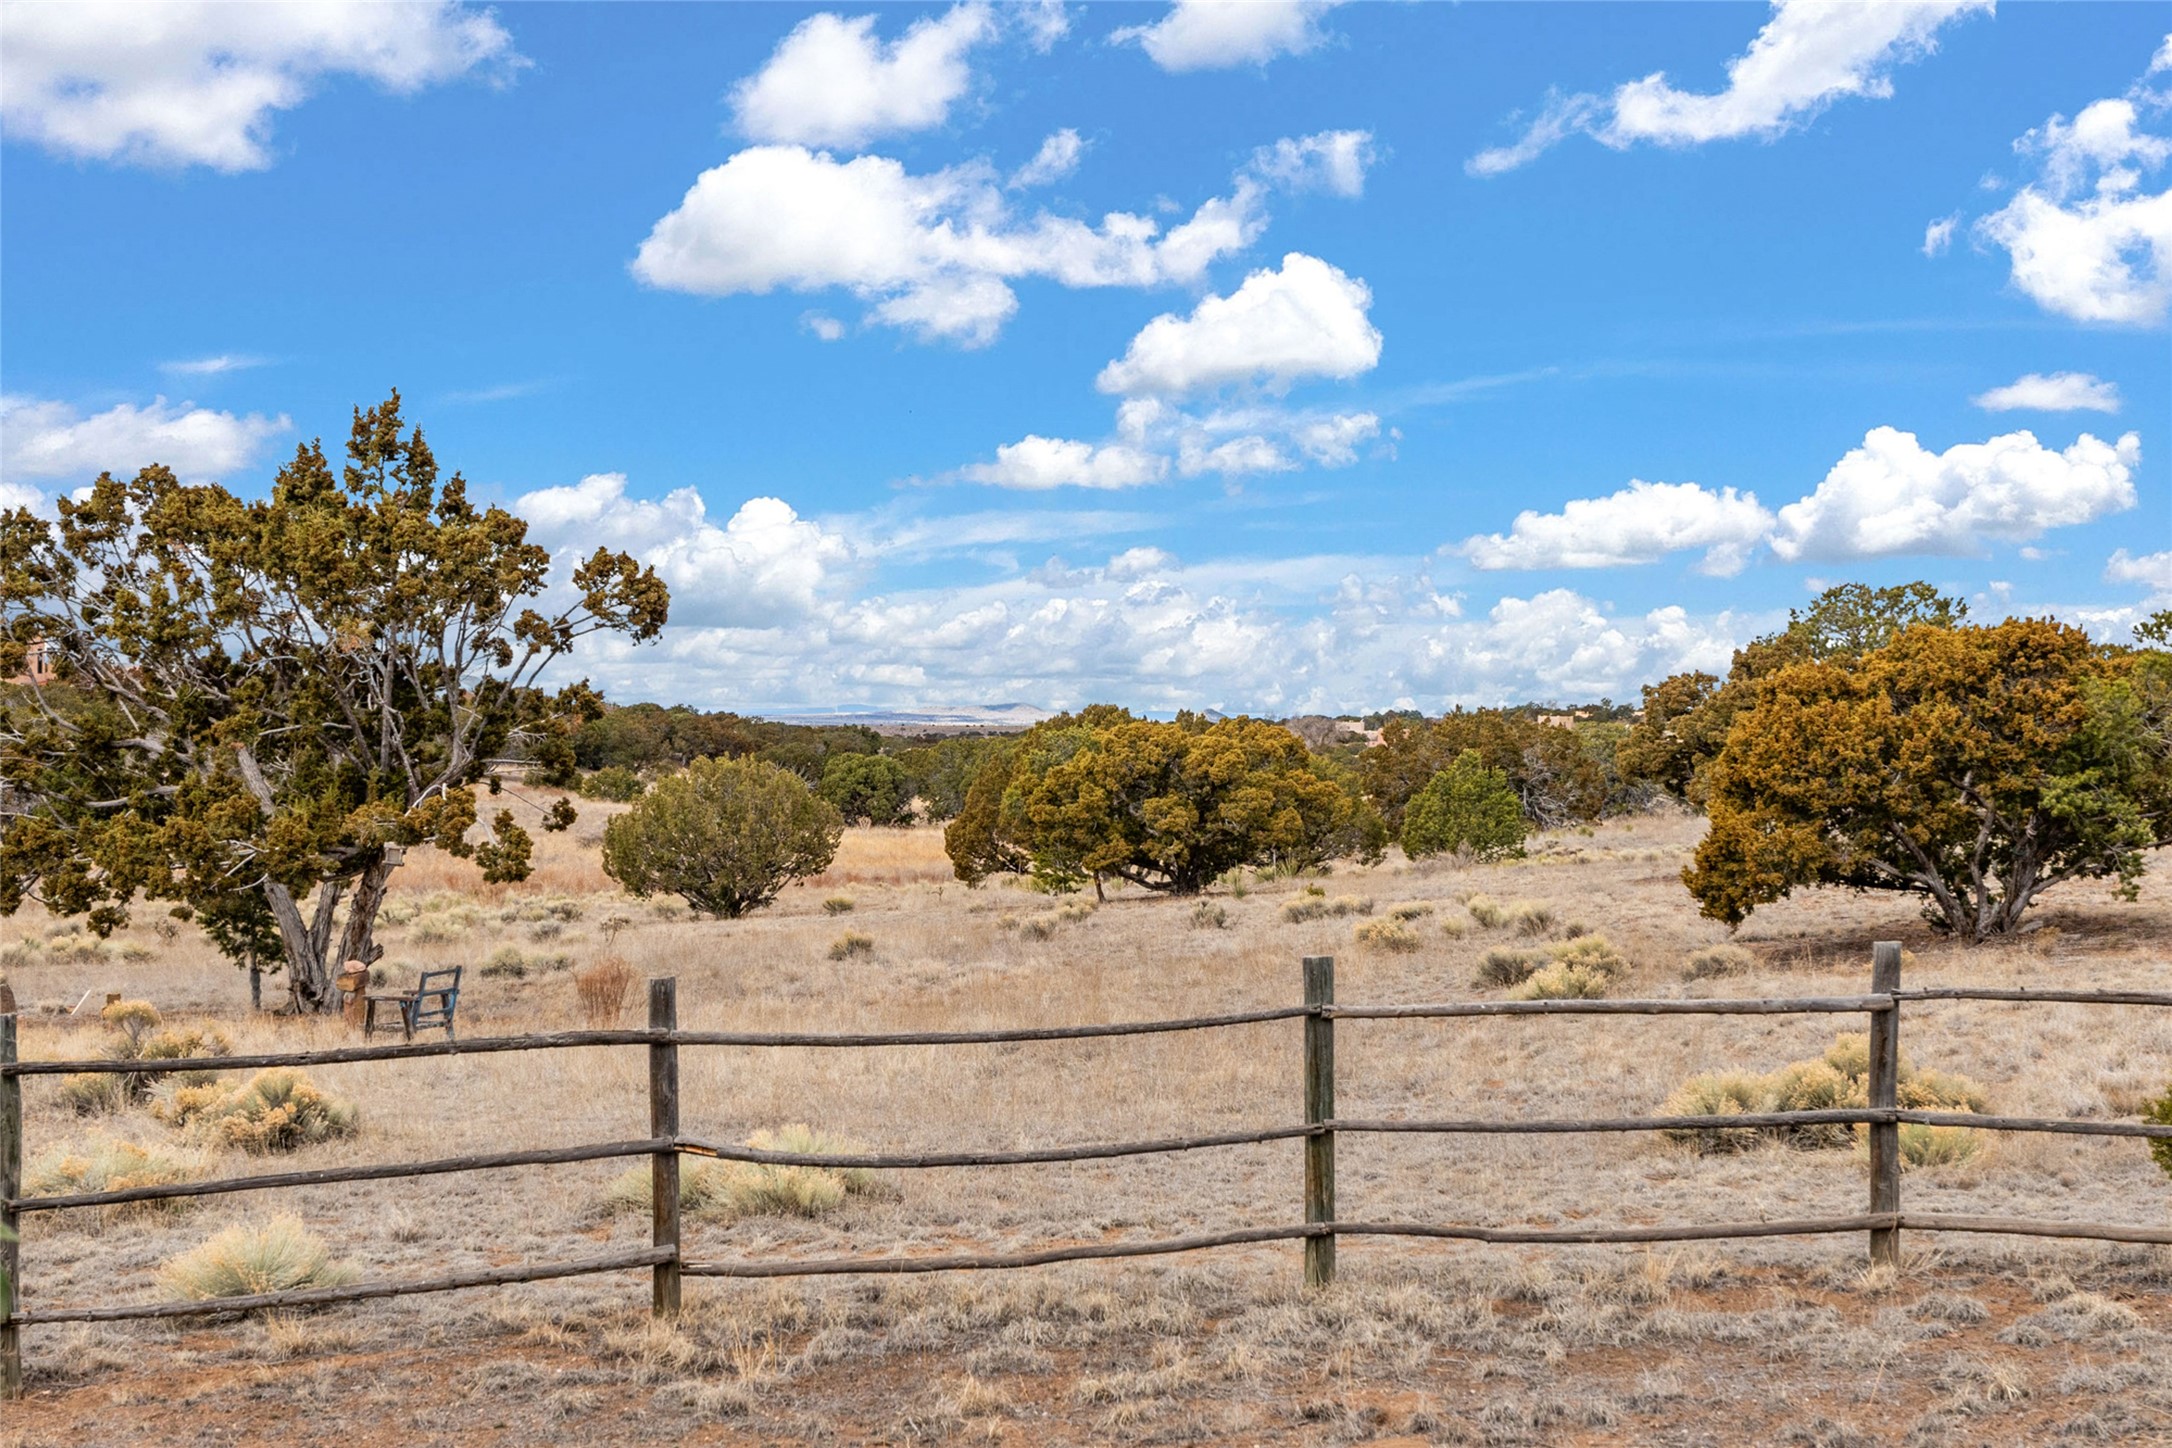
(605, 1124, 889, 1220)
(159, 1216, 358, 1303)
(828, 931, 875, 960)
(27, 1133, 209, 1220)
(156, 1068, 359, 1154)
(1662, 1034, 1989, 1157)
(60, 1002, 231, 1115)
(1353, 918, 1421, 953)
(1281, 894, 1372, 923)
(1683, 943, 1756, 980)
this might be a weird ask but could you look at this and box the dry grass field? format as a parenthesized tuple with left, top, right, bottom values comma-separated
(3, 800, 2170, 1446)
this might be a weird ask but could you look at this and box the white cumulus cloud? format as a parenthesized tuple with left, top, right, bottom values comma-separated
(960, 436, 1169, 490)
(729, 4, 994, 149)
(631, 145, 1267, 346)
(1978, 94, 2172, 326)
(1459, 480, 1776, 577)
(515, 472, 854, 628)
(1010, 128, 1085, 188)
(2106, 547, 2172, 595)
(1249, 129, 1376, 197)
(1469, 0, 1986, 176)
(0, 0, 518, 171)
(1096, 252, 1381, 396)
(1768, 426, 2141, 561)
(1971, 371, 2123, 413)
(0, 395, 290, 482)
(1114, 1, 1341, 73)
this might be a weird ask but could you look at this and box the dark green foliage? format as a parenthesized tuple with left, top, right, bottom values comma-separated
(579, 765, 647, 802)
(0, 392, 667, 1010)
(601, 756, 842, 918)
(1401, 751, 1528, 862)
(2146, 1084, 2172, 1180)
(819, 751, 915, 826)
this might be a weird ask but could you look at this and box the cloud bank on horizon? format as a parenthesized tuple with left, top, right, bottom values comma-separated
(2, 1, 2167, 714)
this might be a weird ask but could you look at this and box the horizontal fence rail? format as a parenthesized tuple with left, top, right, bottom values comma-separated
(5, 944, 2170, 1400)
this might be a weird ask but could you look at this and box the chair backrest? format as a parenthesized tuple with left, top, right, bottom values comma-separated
(412, 966, 462, 1027)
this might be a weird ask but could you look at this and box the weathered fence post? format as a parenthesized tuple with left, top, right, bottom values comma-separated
(4, 985, 23, 1398)
(1303, 955, 1336, 1290)
(1868, 941, 1902, 1267)
(648, 977, 681, 1319)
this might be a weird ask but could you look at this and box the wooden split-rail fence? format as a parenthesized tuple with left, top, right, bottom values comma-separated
(4, 942, 2171, 1397)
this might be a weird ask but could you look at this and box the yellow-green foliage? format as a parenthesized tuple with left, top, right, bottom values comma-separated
(1464, 894, 1506, 928)
(1386, 901, 1434, 922)
(1353, 918, 1422, 953)
(1683, 943, 1756, 980)
(26, 1133, 209, 1219)
(61, 1004, 231, 1113)
(1548, 934, 1628, 980)
(1281, 894, 1372, 923)
(159, 1216, 358, 1302)
(1660, 1072, 1770, 1154)
(1438, 913, 1472, 939)
(823, 896, 856, 915)
(828, 931, 875, 960)
(1663, 1034, 1989, 1157)
(606, 1124, 889, 1221)
(157, 1068, 359, 1154)
(1509, 962, 1610, 1001)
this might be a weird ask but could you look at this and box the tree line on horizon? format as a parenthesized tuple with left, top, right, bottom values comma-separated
(5, 394, 2169, 1014)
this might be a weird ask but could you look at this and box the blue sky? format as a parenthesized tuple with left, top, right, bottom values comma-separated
(3, 1, 2168, 714)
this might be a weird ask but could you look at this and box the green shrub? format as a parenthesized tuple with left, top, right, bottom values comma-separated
(2144, 1086, 2172, 1181)
(1438, 913, 1472, 939)
(27, 1133, 209, 1219)
(159, 1216, 358, 1303)
(822, 896, 856, 915)
(1473, 947, 1548, 989)
(1683, 943, 1755, 980)
(1353, 919, 1422, 953)
(1189, 901, 1229, 930)
(1509, 962, 1610, 1001)
(156, 1068, 359, 1154)
(1765, 1061, 1860, 1148)
(604, 757, 844, 918)
(579, 765, 647, 802)
(60, 1004, 231, 1113)
(1386, 901, 1434, 922)
(818, 752, 915, 827)
(828, 932, 875, 961)
(1464, 894, 1506, 928)
(1401, 750, 1527, 862)
(481, 945, 528, 978)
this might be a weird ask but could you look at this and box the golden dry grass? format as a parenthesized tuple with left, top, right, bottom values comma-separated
(3, 801, 2170, 1443)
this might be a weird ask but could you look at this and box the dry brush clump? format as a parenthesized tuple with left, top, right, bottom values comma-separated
(1472, 933, 1631, 999)
(1006, 900, 1097, 940)
(26, 1133, 211, 1221)
(59, 1001, 231, 1115)
(606, 1125, 891, 1221)
(1352, 918, 1422, 953)
(1662, 1034, 1989, 1160)
(159, 1216, 358, 1303)
(155, 1068, 359, 1154)
(827, 931, 875, 961)
(574, 957, 638, 1025)
(1683, 943, 1757, 980)
(1281, 889, 1372, 923)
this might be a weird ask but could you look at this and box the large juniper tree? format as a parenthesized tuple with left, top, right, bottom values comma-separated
(0, 392, 668, 1010)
